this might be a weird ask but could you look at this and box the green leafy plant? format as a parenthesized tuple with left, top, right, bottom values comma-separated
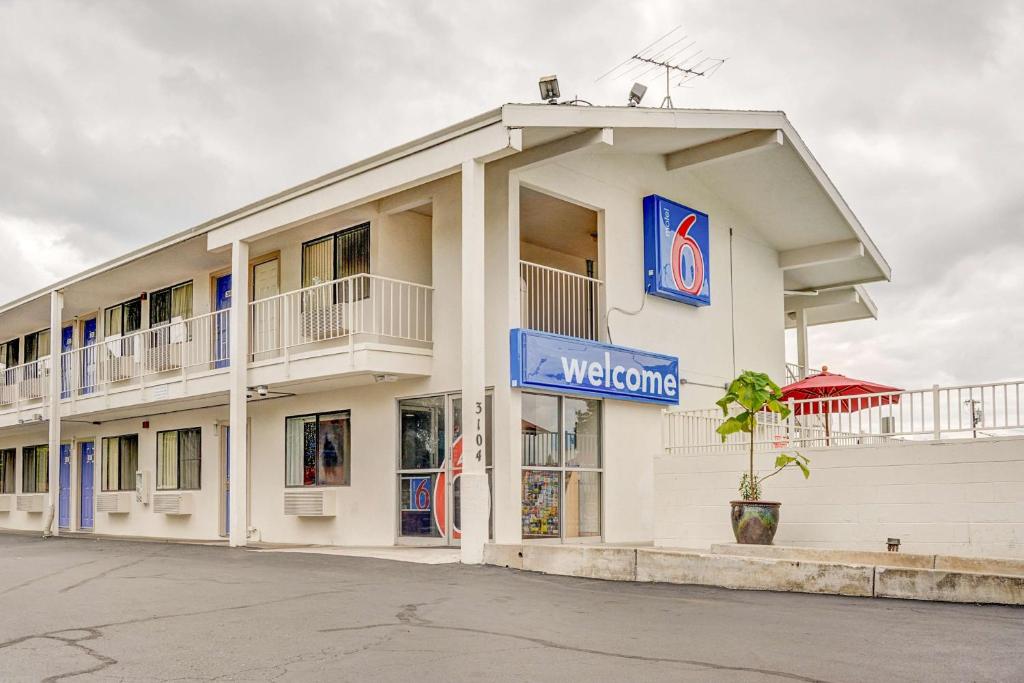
(716, 370, 810, 501)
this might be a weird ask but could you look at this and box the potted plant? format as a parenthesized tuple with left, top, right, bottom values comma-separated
(716, 370, 810, 544)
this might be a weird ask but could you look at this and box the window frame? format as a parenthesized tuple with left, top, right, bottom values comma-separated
(520, 392, 603, 541)
(0, 448, 15, 494)
(0, 337, 20, 368)
(21, 444, 49, 494)
(104, 297, 143, 339)
(156, 427, 202, 491)
(284, 410, 352, 488)
(149, 280, 194, 328)
(23, 328, 50, 363)
(300, 222, 371, 288)
(101, 434, 139, 492)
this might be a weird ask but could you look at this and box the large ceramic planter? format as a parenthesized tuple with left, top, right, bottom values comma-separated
(730, 501, 781, 545)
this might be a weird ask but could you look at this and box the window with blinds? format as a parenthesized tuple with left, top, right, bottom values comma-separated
(157, 428, 201, 491)
(301, 223, 370, 292)
(102, 434, 139, 492)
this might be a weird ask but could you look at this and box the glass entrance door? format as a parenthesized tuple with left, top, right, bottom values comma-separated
(398, 393, 491, 545)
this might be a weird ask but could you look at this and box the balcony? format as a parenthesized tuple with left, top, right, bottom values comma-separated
(519, 261, 603, 341)
(0, 274, 433, 422)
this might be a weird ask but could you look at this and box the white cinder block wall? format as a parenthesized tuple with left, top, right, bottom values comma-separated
(654, 437, 1024, 558)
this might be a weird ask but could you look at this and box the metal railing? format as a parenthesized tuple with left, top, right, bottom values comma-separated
(784, 362, 822, 383)
(664, 380, 1024, 453)
(520, 261, 603, 341)
(0, 358, 51, 407)
(56, 310, 230, 397)
(249, 273, 433, 359)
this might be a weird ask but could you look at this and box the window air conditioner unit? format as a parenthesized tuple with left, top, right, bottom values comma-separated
(146, 342, 183, 373)
(19, 377, 44, 400)
(0, 495, 12, 512)
(96, 491, 133, 514)
(153, 492, 194, 515)
(284, 489, 337, 517)
(16, 494, 45, 513)
(301, 305, 349, 342)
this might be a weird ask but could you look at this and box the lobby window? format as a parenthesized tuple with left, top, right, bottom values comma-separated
(0, 448, 14, 493)
(157, 428, 202, 490)
(22, 444, 49, 493)
(521, 393, 602, 540)
(285, 411, 351, 487)
(102, 434, 139, 492)
(149, 281, 193, 327)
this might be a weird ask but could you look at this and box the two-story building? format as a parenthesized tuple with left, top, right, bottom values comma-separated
(0, 104, 887, 562)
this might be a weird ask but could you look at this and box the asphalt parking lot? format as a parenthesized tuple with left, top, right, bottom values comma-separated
(0, 533, 1020, 682)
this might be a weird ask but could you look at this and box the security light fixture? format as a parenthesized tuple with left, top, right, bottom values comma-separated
(256, 385, 269, 398)
(374, 374, 398, 384)
(628, 82, 647, 107)
(887, 537, 901, 552)
(538, 75, 560, 104)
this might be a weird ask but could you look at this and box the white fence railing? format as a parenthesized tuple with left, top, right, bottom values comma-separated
(0, 358, 51, 408)
(664, 380, 1024, 453)
(520, 261, 603, 341)
(56, 310, 230, 397)
(249, 273, 433, 359)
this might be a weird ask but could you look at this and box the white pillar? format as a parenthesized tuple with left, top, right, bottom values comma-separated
(460, 159, 489, 563)
(45, 290, 63, 537)
(229, 241, 250, 547)
(795, 308, 809, 379)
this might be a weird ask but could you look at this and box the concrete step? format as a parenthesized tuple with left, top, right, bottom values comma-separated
(484, 543, 1024, 605)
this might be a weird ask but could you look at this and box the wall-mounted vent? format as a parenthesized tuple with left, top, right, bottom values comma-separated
(153, 492, 193, 515)
(96, 492, 133, 514)
(284, 489, 337, 517)
(16, 494, 45, 513)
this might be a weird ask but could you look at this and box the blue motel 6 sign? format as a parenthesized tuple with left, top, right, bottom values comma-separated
(643, 194, 711, 307)
(510, 329, 679, 405)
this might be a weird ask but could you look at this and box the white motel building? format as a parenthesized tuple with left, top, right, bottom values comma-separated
(0, 103, 899, 562)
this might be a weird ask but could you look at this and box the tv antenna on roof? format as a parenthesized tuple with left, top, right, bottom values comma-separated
(596, 26, 726, 108)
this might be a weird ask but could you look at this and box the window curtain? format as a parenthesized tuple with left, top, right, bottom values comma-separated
(178, 428, 201, 489)
(120, 436, 138, 491)
(157, 431, 178, 490)
(302, 238, 333, 287)
(105, 305, 123, 337)
(150, 290, 171, 327)
(103, 438, 119, 491)
(285, 416, 315, 486)
(171, 283, 193, 320)
(0, 449, 14, 493)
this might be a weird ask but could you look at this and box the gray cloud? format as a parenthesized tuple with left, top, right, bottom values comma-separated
(0, 0, 1021, 390)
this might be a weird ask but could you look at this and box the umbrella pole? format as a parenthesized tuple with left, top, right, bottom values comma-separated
(825, 411, 831, 446)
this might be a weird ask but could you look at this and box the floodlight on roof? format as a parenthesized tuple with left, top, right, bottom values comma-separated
(628, 82, 647, 107)
(538, 75, 560, 104)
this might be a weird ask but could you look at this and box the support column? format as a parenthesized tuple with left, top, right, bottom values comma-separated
(460, 158, 489, 564)
(45, 290, 63, 537)
(229, 240, 250, 547)
(795, 308, 809, 379)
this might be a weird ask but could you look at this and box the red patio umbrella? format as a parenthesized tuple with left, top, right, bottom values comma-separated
(780, 366, 903, 443)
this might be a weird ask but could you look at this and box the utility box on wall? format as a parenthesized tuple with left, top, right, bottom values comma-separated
(135, 470, 150, 505)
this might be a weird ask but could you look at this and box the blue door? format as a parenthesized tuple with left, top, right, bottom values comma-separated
(58, 444, 71, 529)
(80, 442, 94, 530)
(60, 325, 73, 399)
(214, 274, 231, 368)
(224, 427, 230, 536)
(81, 318, 97, 394)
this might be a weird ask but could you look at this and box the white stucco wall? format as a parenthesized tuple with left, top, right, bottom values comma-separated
(654, 437, 1024, 558)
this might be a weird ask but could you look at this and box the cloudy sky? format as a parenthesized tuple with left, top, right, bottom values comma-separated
(0, 0, 1021, 390)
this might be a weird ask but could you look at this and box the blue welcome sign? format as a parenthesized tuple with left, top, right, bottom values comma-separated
(643, 194, 711, 306)
(510, 329, 679, 405)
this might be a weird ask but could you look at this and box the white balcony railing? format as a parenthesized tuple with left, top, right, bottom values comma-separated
(664, 379, 1024, 453)
(520, 261, 603, 341)
(0, 358, 51, 407)
(57, 309, 230, 397)
(249, 273, 433, 359)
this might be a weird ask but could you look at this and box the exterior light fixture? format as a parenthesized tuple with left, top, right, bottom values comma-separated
(374, 374, 398, 384)
(887, 537, 900, 552)
(628, 82, 647, 107)
(538, 75, 560, 104)
(256, 385, 269, 398)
